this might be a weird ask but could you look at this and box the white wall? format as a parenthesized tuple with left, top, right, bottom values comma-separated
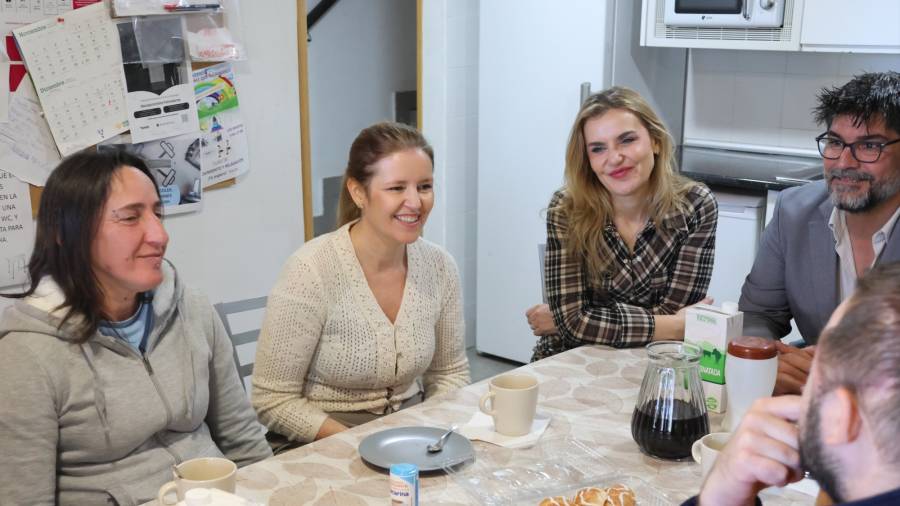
(1, 0, 304, 312)
(685, 50, 900, 154)
(307, 0, 416, 217)
(163, 0, 304, 304)
(422, 0, 479, 348)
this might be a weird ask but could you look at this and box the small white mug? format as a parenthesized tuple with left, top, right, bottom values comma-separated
(157, 457, 237, 505)
(691, 432, 731, 478)
(479, 374, 539, 436)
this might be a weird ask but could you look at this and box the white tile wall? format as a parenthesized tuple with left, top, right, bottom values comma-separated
(423, 0, 479, 348)
(685, 50, 900, 154)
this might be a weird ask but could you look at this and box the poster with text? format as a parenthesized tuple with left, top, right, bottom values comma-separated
(118, 17, 200, 143)
(0, 170, 35, 289)
(0, 75, 62, 186)
(99, 133, 202, 215)
(192, 62, 249, 187)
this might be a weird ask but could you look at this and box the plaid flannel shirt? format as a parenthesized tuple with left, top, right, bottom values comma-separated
(533, 184, 717, 360)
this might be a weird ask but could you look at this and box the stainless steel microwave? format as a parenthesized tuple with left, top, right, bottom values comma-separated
(664, 0, 786, 28)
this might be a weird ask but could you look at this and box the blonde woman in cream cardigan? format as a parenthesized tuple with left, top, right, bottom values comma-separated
(252, 122, 470, 445)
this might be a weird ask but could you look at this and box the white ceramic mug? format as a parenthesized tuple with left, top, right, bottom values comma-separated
(157, 457, 237, 505)
(478, 374, 538, 436)
(691, 432, 731, 478)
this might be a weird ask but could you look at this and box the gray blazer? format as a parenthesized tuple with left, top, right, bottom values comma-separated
(739, 181, 900, 345)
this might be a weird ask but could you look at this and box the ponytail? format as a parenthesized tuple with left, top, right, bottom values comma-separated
(336, 174, 361, 227)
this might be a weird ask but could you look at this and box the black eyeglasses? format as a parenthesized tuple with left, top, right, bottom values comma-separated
(815, 134, 900, 163)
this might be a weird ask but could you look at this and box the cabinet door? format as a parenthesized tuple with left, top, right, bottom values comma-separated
(476, 0, 613, 362)
(801, 0, 900, 52)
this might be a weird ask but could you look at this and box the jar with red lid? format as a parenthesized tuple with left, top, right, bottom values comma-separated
(723, 336, 778, 432)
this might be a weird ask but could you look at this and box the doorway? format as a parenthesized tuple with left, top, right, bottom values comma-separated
(297, 0, 421, 239)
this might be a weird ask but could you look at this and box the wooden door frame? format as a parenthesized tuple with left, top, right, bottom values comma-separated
(416, 0, 423, 129)
(297, 0, 423, 241)
(297, 0, 313, 241)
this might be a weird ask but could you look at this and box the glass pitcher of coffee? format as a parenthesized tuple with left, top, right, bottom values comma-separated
(631, 341, 709, 460)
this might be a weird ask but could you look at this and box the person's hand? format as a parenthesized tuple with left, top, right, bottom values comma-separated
(675, 297, 714, 320)
(653, 297, 714, 341)
(699, 396, 804, 506)
(525, 304, 558, 336)
(773, 342, 816, 396)
(314, 417, 348, 440)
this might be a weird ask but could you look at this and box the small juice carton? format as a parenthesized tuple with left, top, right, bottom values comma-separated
(684, 303, 743, 413)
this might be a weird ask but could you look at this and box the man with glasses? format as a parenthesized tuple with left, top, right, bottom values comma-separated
(739, 72, 900, 395)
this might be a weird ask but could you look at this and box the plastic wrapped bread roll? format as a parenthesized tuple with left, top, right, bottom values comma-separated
(538, 497, 574, 506)
(572, 486, 610, 505)
(605, 484, 636, 506)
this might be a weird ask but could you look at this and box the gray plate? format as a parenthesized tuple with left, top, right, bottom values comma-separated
(358, 426, 475, 472)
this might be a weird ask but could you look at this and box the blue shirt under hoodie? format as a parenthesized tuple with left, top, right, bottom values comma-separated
(98, 296, 153, 352)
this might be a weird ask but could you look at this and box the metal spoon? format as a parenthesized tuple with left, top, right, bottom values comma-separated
(427, 425, 458, 453)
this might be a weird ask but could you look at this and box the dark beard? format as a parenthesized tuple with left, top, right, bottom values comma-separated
(828, 168, 900, 213)
(799, 395, 845, 503)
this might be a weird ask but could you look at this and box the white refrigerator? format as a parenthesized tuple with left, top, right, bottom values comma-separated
(475, 0, 688, 362)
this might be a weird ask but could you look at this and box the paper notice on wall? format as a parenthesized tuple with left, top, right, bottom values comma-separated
(13, 3, 129, 156)
(0, 74, 61, 186)
(192, 62, 248, 187)
(98, 132, 203, 216)
(117, 17, 200, 144)
(0, 0, 102, 59)
(0, 170, 34, 289)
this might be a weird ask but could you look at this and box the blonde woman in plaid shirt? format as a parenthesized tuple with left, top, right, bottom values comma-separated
(526, 87, 717, 361)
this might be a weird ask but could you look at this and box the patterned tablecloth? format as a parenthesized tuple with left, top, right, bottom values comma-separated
(154, 346, 816, 505)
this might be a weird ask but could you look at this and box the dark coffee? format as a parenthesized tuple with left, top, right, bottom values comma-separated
(631, 398, 709, 460)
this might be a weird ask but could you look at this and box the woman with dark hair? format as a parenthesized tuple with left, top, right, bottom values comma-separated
(526, 86, 718, 360)
(0, 150, 271, 505)
(252, 121, 469, 446)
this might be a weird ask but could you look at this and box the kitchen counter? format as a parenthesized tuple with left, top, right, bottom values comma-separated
(678, 146, 823, 191)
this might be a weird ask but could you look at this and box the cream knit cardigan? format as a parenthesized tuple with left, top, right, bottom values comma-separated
(252, 223, 470, 442)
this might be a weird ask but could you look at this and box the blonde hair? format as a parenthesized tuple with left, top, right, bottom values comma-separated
(558, 86, 697, 282)
(336, 121, 434, 228)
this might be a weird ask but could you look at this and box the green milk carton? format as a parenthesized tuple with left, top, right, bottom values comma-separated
(684, 303, 743, 413)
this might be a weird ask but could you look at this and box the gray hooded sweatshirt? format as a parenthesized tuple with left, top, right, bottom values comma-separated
(0, 261, 272, 505)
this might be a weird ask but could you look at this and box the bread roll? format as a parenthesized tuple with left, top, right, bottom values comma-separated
(572, 486, 610, 505)
(537, 483, 636, 506)
(605, 484, 636, 506)
(538, 497, 573, 506)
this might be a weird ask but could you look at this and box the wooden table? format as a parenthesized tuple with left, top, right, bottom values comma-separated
(164, 346, 816, 505)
